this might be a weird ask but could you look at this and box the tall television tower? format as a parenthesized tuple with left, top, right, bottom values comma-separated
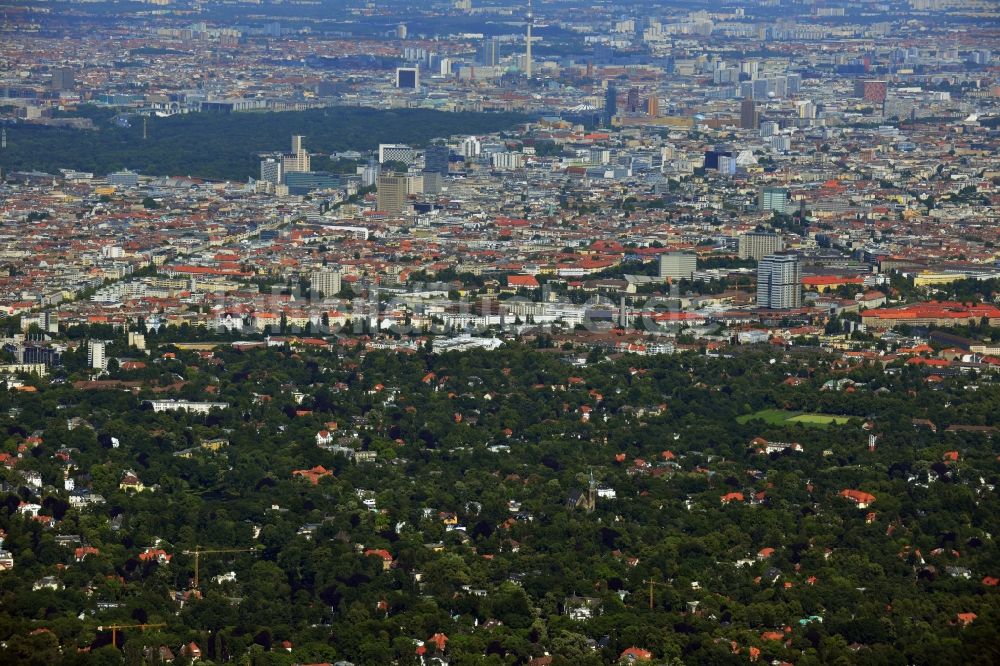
(525, 0, 533, 78)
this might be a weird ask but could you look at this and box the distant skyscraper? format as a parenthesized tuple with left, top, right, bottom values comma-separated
(396, 67, 419, 89)
(626, 87, 640, 114)
(460, 136, 481, 158)
(283, 136, 310, 174)
(658, 252, 697, 281)
(604, 85, 618, 125)
(396, 23, 407, 39)
(757, 254, 802, 310)
(108, 169, 139, 188)
(376, 174, 408, 214)
(50, 67, 75, 91)
(739, 231, 783, 260)
(479, 37, 500, 66)
(379, 144, 417, 165)
(647, 96, 660, 117)
(310, 270, 342, 299)
(260, 158, 283, 185)
(423, 145, 450, 176)
(758, 187, 790, 214)
(740, 97, 758, 129)
(87, 340, 107, 370)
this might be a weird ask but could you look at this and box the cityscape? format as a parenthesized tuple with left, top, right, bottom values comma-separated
(0, 0, 999, 664)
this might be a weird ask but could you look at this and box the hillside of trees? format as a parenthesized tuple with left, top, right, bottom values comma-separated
(0, 107, 529, 181)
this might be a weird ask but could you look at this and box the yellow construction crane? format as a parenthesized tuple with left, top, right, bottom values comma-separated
(97, 623, 166, 648)
(643, 578, 670, 610)
(181, 547, 255, 589)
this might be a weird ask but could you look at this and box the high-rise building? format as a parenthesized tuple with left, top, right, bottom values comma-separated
(759, 121, 780, 137)
(479, 37, 500, 66)
(460, 136, 481, 158)
(740, 97, 758, 129)
(423, 145, 450, 175)
(396, 67, 419, 89)
(108, 169, 139, 188)
(87, 340, 107, 370)
(260, 158, 283, 185)
(376, 174, 408, 214)
(50, 67, 75, 91)
(604, 85, 618, 126)
(757, 254, 801, 310)
(658, 252, 697, 281)
(379, 144, 417, 165)
(626, 87, 640, 114)
(738, 232, 784, 260)
(311, 270, 342, 299)
(396, 23, 408, 39)
(283, 135, 310, 174)
(758, 187, 790, 214)
(647, 96, 660, 117)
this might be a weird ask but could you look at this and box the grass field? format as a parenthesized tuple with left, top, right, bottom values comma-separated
(737, 409, 852, 427)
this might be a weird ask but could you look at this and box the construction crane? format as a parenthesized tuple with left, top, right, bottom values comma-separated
(97, 623, 165, 648)
(643, 578, 671, 610)
(181, 547, 255, 589)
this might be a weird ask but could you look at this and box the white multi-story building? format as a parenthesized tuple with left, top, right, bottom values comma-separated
(757, 254, 801, 310)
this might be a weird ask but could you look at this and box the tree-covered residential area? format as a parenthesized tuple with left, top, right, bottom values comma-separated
(1, 335, 999, 666)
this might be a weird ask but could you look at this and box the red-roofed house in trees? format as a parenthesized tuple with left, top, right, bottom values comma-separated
(292, 465, 333, 485)
(619, 646, 654, 662)
(364, 548, 394, 571)
(839, 489, 876, 509)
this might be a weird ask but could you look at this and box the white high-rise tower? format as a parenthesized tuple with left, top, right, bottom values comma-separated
(525, 0, 533, 78)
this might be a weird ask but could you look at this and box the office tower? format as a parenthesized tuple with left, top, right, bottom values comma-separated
(647, 96, 660, 117)
(703, 149, 732, 170)
(50, 67, 75, 91)
(311, 270, 342, 299)
(108, 169, 139, 188)
(376, 174, 408, 214)
(87, 340, 107, 370)
(740, 97, 758, 129)
(854, 80, 887, 103)
(283, 135, 310, 174)
(757, 254, 802, 310)
(626, 87, 640, 113)
(362, 160, 380, 187)
(379, 144, 417, 165)
(658, 252, 697, 281)
(423, 145, 450, 175)
(604, 85, 618, 125)
(759, 187, 789, 214)
(525, 0, 533, 77)
(460, 136, 481, 158)
(396, 23, 407, 39)
(422, 171, 443, 194)
(396, 67, 419, 89)
(759, 121, 780, 137)
(738, 231, 783, 260)
(480, 37, 500, 66)
(284, 172, 339, 195)
(260, 158, 283, 185)
(717, 155, 737, 176)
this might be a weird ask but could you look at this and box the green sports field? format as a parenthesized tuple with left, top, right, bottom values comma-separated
(737, 409, 853, 427)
